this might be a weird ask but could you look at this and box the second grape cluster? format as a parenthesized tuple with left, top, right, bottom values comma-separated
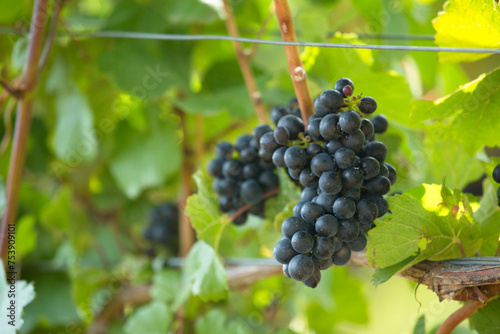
(266, 78, 397, 288)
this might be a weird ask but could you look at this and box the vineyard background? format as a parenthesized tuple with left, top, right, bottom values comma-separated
(0, 0, 500, 333)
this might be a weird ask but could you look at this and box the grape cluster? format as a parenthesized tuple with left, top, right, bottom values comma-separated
(492, 164, 500, 206)
(269, 77, 397, 288)
(143, 203, 179, 254)
(207, 134, 280, 225)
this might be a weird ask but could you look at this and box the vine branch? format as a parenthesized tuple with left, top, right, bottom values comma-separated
(0, 0, 49, 260)
(222, 0, 268, 124)
(273, 0, 314, 126)
(436, 301, 485, 334)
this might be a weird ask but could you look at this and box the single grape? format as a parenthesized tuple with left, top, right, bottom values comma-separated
(346, 233, 367, 252)
(334, 147, 356, 169)
(215, 141, 234, 158)
(240, 179, 263, 205)
(240, 147, 257, 163)
(284, 146, 307, 170)
(291, 231, 315, 253)
(274, 126, 290, 146)
(281, 216, 309, 238)
(319, 89, 344, 111)
(356, 199, 379, 223)
(310, 153, 335, 177)
(258, 148, 273, 161)
(337, 219, 360, 242)
(273, 238, 298, 264)
(300, 201, 324, 224)
(306, 143, 323, 157)
(343, 188, 360, 203)
(319, 114, 342, 140)
(339, 110, 361, 134)
(207, 157, 225, 178)
(359, 156, 380, 180)
(360, 118, 375, 141)
(313, 256, 333, 270)
(300, 168, 319, 188)
(307, 116, 322, 141)
(342, 129, 366, 155)
(252, 125, 273, 147)
(342, 85, 353, 97)
(332, 244, 351, 265)
(312, 237, 335, 259)
(288, 167, 301, 180)
(260, 132, 281, 154)
(363, 141, 388, 162)
(315, 214, 339, 237)
(259, 170, 279, 191)
(334, 78, 354, 96)
(358, 96, 377, 114)
(277, 115, 305, 140)
(319, 171, 343, 195)
(272, 146, 287, 168)
(332, 235, 343, 252)
(288, 254, 315, 281)
(300, 187, 318, 201)
(270, 105, 289, 126)
(235, 134, 252, 152)
(372, 114, 388, 134)
(385, 163, 398, 185)
(313, 193, 338, 214)
(314, 97, 330, 117)
(332, 197, 356, 219)
(494, 164, 500, 183)
(365, 175, 391, 196)
(325, 140, 343, 155)
(364, 195, 389, 218)
(302, 267, 321, 288)
(293, 201, 308, 218)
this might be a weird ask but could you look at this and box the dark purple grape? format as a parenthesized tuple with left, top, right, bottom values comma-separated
(363, 141, 388, 162)
(281, 216, 309, 238)
(334, 77, 354, 96)
(333, 197, 356, 219)
(332, 244, 351, 265)
(365, 175, 391, 195)
(493, 164, 500, 183)
(385, 163, 398, 185)
(342, 129, 366, 154)
(313, 256, 333, 270)
(274, 126, 290, 146)
(300, 187, 318, 201)
(343, 188, 360, 202)
(291, 231, 315, 253)
(372, 114, 388, 134)
(359, 157, 380, 180)
(235, 134, 252, 152)
(315, 214, 339, 237)
(332, 235, 343, 252)
(357, 199, 378, 223)
(313, 193, 338, 214)
(283, 264, 291, 278)
(218, 196, 234, 212)
(288, 254, 315, 281)
(272, 147, 287, 168)
(284, 146, 307, 170)
(240, 179, 263, 204)
(319, 171, 343, 195)
(314, 97, 329, 117)
(260, 132, 280, 153)
(359, 96, 377, 114)
(300, 168, 319, 188)
(259, 170, 279, 191)
(293, 201, 308, 218)
(319, 89, 344, 111)
(319, 114, 342, 140)
(342, 167, 363, 189)
(346, 233, 367, 251)
(215, 141, 234, 158)
(288, 167, 301, 180)
(207, 157, 225, 178)
(240, 147, 257, 163)
(360, 119, 375, 141)
(252, 125, 273, 147)
(334, 147, 356, 169)
(273, 238, 298, 264)
(300, 201, 324, 224)
(302, 267, 321, 288)
(312, 237, 335, 259)
(277, 115, 305, 140)
(306, 143, 323, 157)
(337, 219, 359, 242)
(339, 110, 361, 134)
(378, 163, 389, 178)
(214, 177, 238, 196)
(310, 153, 335, 177)
(270, 105, 289, 126)
(324, 140, 343, 155)
(242, 163, 261, 179)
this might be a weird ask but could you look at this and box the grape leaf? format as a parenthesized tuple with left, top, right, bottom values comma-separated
(475, 182, 500, 256)
(410, 68, 500, 154)
(16, 215, 36, 257)
(432, 0, 500, 63)
(367, 187, 481, 278)
(470, 299, 500, 334)
(195, 309, 250, 334)
(0, 260, 35, 333)
(185, 170, 231, 248)
(109, 111, 181, 199)
(124, 301, 172, 334)
(183, 241, 228, 301)
(150, 269, 180, 304)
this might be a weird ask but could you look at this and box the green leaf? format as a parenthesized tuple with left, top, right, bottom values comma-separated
(16, 215, 36, 257)
(109, 111, 181, 199)
(51, 85, 98, 163)
(476, 182, 500, 256)
(195, 309, 250, 334)
(183, 241, 228, 301)
(412, 314, 426, 334)
(150, 269, 180, 304)
(185, 170, 230, 248)
(371, 256, 417, 286)
(470, 299, 500, 334)
(367, 187, 481, 278)
(432, 0, 500, 63)
(166, 0, 220, 24)
(0, 260, 35, 332)
(410, 68, 500, 154)
(124, 301, 172, 334)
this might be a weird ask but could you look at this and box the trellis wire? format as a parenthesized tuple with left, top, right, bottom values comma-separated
(1, 28, 499, 54)
(81, 31, 500, 54)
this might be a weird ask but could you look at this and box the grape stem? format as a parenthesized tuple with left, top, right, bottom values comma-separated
(436, 300, 487, 334)
(221, 0, 268, 124)
(0, 0, 50, 260)
(273, 0, 315, 127)
(229, 188, 280, 221)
